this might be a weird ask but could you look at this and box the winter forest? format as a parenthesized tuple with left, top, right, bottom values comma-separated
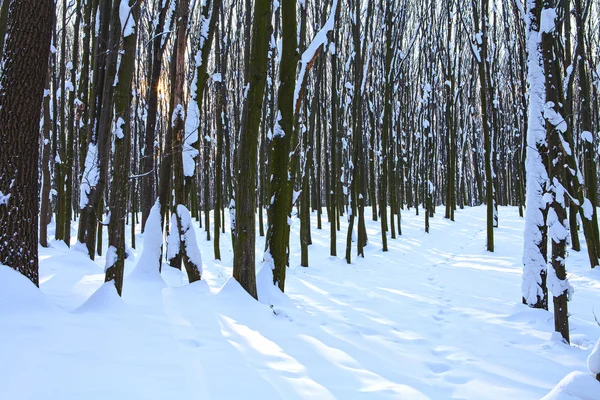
(1, 0, 600, 397)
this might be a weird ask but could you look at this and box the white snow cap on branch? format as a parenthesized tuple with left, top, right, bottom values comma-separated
(293, 0, 339, 112)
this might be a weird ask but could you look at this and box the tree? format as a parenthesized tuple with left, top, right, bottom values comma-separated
(78, 0, 121, 259)
(540, 0, 571, 343)
(328, 1, 340, 257)
(521, 0, 548, 310)
(105, 0, 139, 295)
(0, 0, 54, 284)
(266, 0, 298, 290)
(574, 0, 600, 267)
(232, 0, 272, 298)
(470, 0, 497, 252)
(169, 0, 202, 282)
(140, 0, 171, 232)
(268, 0, 339, 289)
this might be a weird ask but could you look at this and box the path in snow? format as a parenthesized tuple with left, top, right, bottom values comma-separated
(2, 205, 600, 399)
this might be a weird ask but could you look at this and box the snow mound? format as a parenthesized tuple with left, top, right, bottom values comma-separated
(75, 282, 127, 314)
(542, 371, 600, 400)
(161, 264, 189, 286)
(587, 339, 600, 375)
(73, 241, 89, 255)
(128, 200, 166, 286)
(172, 279, 210, 297)
(256, 261, 297, 319)
(216, 277, 256, 302)
(0, 265, 53, 314)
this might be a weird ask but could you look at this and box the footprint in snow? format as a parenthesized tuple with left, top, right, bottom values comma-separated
(426, 361, 452, 374)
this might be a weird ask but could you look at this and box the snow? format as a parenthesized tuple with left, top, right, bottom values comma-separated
(3, 206, 600, 399)
(0, 190, 10, 205)
(119, 0, 136, 37)
(196, 15, 211, 66)
(75, 281, 127, 314)
(587, 339, 600, 375)
(0, 264, 54, 314)
(166, 212, 180, 261)
(542, 372, 600, 400)
(183, 95, 200, 177)
(546, 260, 573, 300)
(582, 198, 594, 220)
(543, 101, 568, 133)
(581, 131, 593, 143)
(79, 143, 100, 209)
(540, 7, 557, 34)
(522, 2, 549, 306)
(114, 116, 125, 139)
(171, 103, 184, 128)
(105, 245, 118, 271)
(293, 0, 339, 111)
(177, 204, 203, 275)
(128, 200, 165, 284)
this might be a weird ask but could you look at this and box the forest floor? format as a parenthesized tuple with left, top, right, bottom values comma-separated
(2, 206, 600, 399)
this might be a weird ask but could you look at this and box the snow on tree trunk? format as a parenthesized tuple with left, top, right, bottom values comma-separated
(183, 74, 200, 178)
(166, 212, 181, 265)
(540, 0, 571, 343)
(521, 0, 549, 309)
(130, 200, 165, 279)
(176, 204, 202, 282)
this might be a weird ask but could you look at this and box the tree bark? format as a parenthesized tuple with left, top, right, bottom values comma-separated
(0, 0, 54, 285)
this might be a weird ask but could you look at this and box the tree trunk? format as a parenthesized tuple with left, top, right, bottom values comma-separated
(141, 0, 171, 232)
(541, 0, 570, 343)
(105, 0, 138, 295)
(232, 0, 272, 298)
(0, 0, 54, 285)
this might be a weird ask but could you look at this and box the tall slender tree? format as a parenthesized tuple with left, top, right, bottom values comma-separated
(232, 0, 272, 298)
(105, 0, 139, 295)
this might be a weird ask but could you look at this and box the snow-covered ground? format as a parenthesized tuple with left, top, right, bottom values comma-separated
(2, 206, 600, 399)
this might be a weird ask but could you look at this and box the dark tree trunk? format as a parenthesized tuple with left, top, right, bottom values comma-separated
(0, 0, 54, 285)
(78, 0, 119, 259)
(541, 0, 569, 343)
(105, 0, 138, 296)
(232, 0, 272, 298)
(141, 0, 170, 232)
(328, 2, 340, 257)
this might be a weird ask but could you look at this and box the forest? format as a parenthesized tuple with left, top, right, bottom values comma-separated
(1, 0, 600, 398)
